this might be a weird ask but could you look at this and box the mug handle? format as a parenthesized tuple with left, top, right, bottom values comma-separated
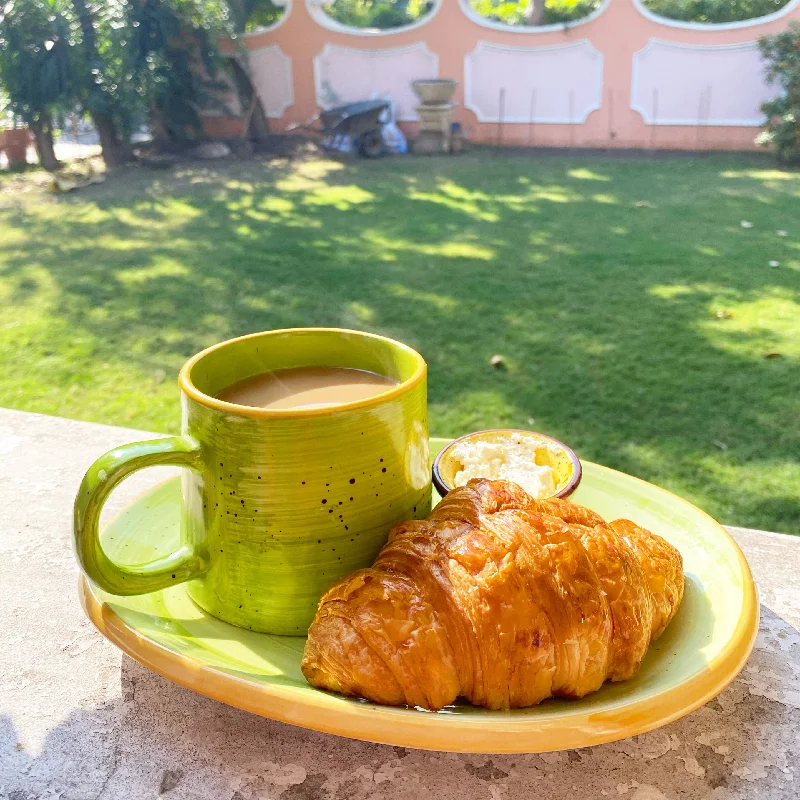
(74, 436, 206, 596)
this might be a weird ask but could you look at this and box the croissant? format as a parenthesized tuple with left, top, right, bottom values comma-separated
(301, 479, 684, 710)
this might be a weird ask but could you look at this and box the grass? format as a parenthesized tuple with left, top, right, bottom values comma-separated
(1, 151, 798, 532)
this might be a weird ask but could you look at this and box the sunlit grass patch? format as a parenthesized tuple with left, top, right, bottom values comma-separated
(0, 151, 798, 532)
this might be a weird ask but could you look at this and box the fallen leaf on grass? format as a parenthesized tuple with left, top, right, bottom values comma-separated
(763, 352, 783, 359)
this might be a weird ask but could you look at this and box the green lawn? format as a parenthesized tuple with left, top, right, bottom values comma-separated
(1, 152, 798, 532)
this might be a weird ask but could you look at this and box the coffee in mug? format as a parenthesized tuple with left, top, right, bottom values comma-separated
(217, 367, 399, 410)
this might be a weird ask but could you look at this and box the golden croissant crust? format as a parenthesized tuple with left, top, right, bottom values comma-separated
(301, 479, 684, 710)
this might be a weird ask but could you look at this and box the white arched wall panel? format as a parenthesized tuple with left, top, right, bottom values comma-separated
(248, 45, 295, 118)
(464, 40, 603, 123)
(313, 43, 438, 121)
(631, 39, 776, 126)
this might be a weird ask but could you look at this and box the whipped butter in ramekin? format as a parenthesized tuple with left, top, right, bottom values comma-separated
(432, 429, 582, 500)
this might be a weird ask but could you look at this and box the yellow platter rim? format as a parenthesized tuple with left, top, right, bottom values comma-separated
(79, 455, 759, 753)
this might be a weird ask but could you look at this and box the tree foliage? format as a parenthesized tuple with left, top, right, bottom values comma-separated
(124, 0, 231, 143)
(469, 0, 599, 25)
(1, 0, 274, 167)
(323, 0, 432, 30)
(0, 0, 75, 168)
(642, 0, 791, 24)
(68, 0, 141, 163)
(468, 0, 792, 25)
(758, 22, 800, 162)
(0, 0, 74, 117)
(228, 0, 284, 31)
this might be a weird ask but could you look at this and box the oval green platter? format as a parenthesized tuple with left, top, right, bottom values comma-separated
(79, 439, 758, 753)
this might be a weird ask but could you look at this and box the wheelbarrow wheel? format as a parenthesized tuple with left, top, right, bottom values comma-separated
(358, 130, 385, 159)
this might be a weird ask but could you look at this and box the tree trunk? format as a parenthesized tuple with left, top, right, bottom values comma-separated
(524, 0, 546, 25)
(29, 116, 60, 172)
(71, 0, 128, 167)
(149, 101, 173, 150)
(228, 58, 270, 141)
(92, 111, 128, 166)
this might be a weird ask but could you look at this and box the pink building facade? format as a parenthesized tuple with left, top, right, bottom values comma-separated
(208, 0, 800, 150)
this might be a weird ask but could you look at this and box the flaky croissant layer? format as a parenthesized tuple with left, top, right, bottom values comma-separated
(301, 479, 684, 710)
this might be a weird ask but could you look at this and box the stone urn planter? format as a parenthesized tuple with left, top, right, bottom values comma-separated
(411, 79, 459, 154)
(0, 128, 31, 166)
(411, 79, 458, 106)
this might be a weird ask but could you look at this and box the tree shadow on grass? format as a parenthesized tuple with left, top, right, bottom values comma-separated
(0, 154, 798, 531)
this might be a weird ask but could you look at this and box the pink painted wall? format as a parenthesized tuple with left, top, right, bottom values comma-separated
(213, 0, 800, 150)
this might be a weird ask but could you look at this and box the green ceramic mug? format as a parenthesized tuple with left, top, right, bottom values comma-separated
(74, 328, 431, 634)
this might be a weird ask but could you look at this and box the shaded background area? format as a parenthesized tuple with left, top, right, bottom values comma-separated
(1, 152, 798, 531)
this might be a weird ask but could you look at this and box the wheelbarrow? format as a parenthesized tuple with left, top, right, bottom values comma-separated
(288, 99, 390, 158)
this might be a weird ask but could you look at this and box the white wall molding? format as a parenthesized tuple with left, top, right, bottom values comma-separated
(306, 0, 443, 37)
(247, 44, 295, 118)
(632, 0, 800, 31)
(313, 42, 439, 120)
(464, 40, 603, 124)
(631, 39, 774, 127)
(457, 0, 611, 34)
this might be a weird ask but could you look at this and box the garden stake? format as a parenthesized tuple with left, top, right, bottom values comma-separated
(651, 88, 659, 150)
(569, 91, 575, 149)
(498, 88, 506, 146)
(608, 88, 615, 141)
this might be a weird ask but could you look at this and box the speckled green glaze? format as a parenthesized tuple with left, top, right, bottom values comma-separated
(74, 329, 431, 635)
